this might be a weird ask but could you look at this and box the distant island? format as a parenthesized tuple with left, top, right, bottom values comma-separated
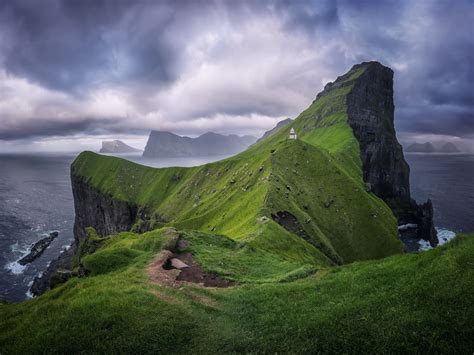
(143, 131, 256, 157)
(100, 140, 141, 154)
(406, 141, 460, 153)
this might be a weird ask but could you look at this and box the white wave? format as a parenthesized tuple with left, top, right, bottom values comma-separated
(398, 223, 417, 231)
(418, 228, 456, 251)
(10, 241, 29, 255)
(5, 261, 27, 275)
(437, 228, 456, 246)
(5, 241, 30, 274)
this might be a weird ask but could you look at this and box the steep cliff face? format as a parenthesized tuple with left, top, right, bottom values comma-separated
(71, 173, 139, 242)
(344, 62, 437, 245)
(346, 62, 410, 203)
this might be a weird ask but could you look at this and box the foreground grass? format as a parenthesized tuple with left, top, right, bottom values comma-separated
(1, 229, 473, 353)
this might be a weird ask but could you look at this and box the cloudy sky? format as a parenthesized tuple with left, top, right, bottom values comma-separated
(0, 0, 473, 152)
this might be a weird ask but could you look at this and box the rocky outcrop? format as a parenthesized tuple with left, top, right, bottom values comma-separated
(30, 243, 77, 296)
(346, 62, 411, 203)
(416, 200, 438, 246)
(271, 211, 342, 265)
(71, 173, 139, 243)
(18, 231, 58, 265)
(30, 171, 158, 296)
(143, 131, 256, 158)
(326, 61, 438, 245)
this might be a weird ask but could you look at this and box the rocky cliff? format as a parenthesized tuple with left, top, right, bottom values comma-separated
(71, 174, 140, 242)
(325, 61, 437, 245)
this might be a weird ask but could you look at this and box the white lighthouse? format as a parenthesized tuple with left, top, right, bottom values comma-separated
(288, 128, 297, 140)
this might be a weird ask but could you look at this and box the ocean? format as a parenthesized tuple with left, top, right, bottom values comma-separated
(0, 152, 472, 302)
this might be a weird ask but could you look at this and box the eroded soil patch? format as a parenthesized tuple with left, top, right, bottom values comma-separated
(147, 244, 235, 288)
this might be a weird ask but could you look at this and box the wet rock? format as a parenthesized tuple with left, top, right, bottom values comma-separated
(416, 199, 438, 247)
(30, 242, 77, 296)
(18, 231, 59, 265)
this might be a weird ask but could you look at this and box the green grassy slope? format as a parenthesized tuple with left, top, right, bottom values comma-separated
(71, 64, 404, 265)
(1, 230, 473, 353)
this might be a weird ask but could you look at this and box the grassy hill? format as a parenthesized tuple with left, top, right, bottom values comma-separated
(1, 228, 473, 353)
(70, 63, 403, 265)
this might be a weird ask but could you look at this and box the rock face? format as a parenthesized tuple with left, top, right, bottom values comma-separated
(18, 232, 59, 265)
(71, 174, 140, 243)
(332, 61, 437, 245)
(346, 62, 410, 203)
(100, 140, 141, 153)
(143, 131, 256, 157)
(257, 118, 292, 143)
(30, 243, 76, 296)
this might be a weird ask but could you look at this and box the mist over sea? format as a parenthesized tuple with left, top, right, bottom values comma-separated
(1, 152, 472, 302)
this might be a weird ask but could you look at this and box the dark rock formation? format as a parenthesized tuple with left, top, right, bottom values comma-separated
(30, 242, 77, 296)
(71, 174, 139, 243)
(143, 131, 256, 158)
(271, 211, 342, 265)
(18, 231, 59, 265)
(416, 200, 438, 246)
(257, 118, 292, 143)
(100, 140, 141, 154)
(330, 61, 437, 245)
(346, 62, 411, 203)
(30, 170, 160, 296)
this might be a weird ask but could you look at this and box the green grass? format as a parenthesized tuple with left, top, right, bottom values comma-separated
(1, 230, 473, 353)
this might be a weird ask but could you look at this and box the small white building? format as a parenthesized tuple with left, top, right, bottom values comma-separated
(288, 128, 297, 140)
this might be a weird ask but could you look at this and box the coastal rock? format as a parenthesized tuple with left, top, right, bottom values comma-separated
(72, 174, 139, 243)
(18, 231, 59, 265)
(331, 61, 438, 245)
(416, 199, 438, 247)
(30, 242, 77, 296)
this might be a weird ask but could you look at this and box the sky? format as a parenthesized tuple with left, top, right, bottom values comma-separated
(0, 0, 473, 152)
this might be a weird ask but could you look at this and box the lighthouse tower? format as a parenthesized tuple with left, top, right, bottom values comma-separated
(288, 128, 297, 140)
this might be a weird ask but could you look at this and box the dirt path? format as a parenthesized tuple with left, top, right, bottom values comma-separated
(147, 245, 235, 289)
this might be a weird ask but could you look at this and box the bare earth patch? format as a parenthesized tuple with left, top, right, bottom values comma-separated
(147, 247, 235, 289)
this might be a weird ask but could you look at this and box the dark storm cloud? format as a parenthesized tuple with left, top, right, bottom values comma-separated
(0, 0, 472, 144)
(0, 0, 182, 92)
(0, 117, 117, 140)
